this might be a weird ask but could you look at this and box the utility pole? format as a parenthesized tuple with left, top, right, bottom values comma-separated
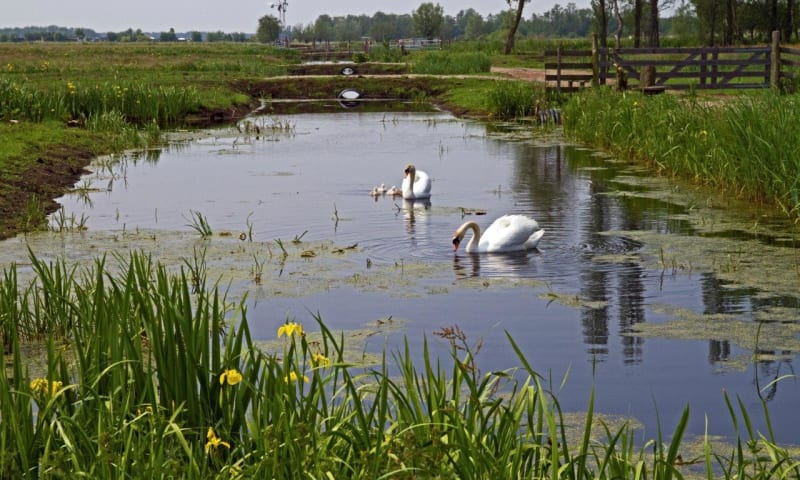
(270, 0, 288, 25)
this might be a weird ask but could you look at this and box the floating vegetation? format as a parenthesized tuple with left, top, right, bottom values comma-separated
(624, 304, 800, 356)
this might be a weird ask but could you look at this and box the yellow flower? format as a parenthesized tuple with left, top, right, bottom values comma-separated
(219, 368, 243, 386)
(30, 377, 62, 396)
(205, 427, 231, 453)
(277, 322, 303, 338)
(311, 353, 331, 368)
(283, 371, 309, 383)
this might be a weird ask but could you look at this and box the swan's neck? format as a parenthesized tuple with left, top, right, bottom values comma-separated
(403, 169, 416, 197)
(461, 222, 481, 252)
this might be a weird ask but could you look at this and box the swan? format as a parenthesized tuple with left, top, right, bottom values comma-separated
(402, 164, 432, 200)
(377, 183, 388, 194)
(452, 215, 544, 253)
(387, 185, 402, 196)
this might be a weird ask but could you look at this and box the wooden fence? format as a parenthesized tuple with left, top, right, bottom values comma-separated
(545, 31, 800, 92)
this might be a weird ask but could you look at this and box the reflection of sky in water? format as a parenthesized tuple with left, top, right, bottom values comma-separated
(48, 112, 800, 443)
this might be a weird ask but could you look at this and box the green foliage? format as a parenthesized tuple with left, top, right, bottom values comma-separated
(0, 78, 198, 127)
(411, 51, 491, 74)
(366, 44, 405, 62)
(485, 80, 553, 119)
(1, 251, 799, 478)
(412, 2, 445, 39)
(256, 15, 281, 43)
(21, 195, 48, 233)
(562, 88, 800, 217)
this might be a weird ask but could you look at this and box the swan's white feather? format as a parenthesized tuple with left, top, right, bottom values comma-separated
(402, 165, 432, 199)
(458, 214, 544, 253)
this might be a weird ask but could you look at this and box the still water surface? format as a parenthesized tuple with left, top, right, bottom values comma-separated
(50, 112, 800, 444)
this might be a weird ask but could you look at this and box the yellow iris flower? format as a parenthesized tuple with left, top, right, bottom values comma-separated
(311, 353, 331, 368)
(30, 378, 62, 396)
(283, 371, 309, 383)
(277, 322, 303, 338)
(219, 368, 243, 386)
(205, 427, 231, 453)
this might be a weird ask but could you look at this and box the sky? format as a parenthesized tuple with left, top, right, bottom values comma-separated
(3, 0, 586, 33)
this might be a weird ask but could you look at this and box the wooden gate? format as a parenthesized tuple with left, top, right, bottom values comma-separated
(601, 46, 771, 90)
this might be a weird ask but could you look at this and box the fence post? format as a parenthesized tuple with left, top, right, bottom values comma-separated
(770, 30, 781, 90)
(591, 33, 599, 87)
(556, 45, 562, 92)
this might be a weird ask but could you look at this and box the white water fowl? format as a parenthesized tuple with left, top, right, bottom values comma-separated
(401, 164, 431, 200)
(452, 215, 544, 253)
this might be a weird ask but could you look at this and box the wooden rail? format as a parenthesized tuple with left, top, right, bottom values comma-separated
(544, 31, 796, 92)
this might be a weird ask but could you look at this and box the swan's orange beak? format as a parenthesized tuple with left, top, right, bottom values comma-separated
(452, 237, 460, 251)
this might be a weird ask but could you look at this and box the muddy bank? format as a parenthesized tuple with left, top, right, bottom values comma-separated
(0, 145, 92, 239)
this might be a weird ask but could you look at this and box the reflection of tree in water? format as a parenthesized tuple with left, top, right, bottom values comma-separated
(755, 351, 796, 402)
(509, 143, 655, 364)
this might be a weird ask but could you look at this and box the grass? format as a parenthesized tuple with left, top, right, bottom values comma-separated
(562, 88, 800, 218)
(410, 50, 492, 75)
(1, 250, 798, 478)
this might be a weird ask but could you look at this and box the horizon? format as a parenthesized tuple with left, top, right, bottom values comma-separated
(1, 0, 592, 34)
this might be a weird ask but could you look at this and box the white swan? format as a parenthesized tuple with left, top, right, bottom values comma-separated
(387, 185, 402, 196)
(402, 164, 432, 200)
(452, 215, 544, 253)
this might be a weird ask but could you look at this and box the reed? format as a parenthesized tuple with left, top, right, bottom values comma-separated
(1, 251, 798, 478)
(486, 79, 551, 119)
(411, 51, 491, 75)
(0, 78, 199, 127)
(562, 88, 800, 217)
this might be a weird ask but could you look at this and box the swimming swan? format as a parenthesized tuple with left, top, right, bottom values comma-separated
(452, 215, 544, 253)
(402, 164, 432, 199)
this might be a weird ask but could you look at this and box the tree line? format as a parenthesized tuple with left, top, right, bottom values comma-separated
(2, 0, 797, 47)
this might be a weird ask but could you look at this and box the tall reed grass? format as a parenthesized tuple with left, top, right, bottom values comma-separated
(0, 78, 199, 127)
(411, 51, 492, 75)
(562, 88, 800, 217)
(1, 250, 798, 478)
(486, 80, 556, 119)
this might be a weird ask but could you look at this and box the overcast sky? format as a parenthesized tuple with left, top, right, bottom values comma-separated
(4, 0, 587, 33)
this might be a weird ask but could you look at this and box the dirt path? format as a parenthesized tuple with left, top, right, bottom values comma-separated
(490, 67, 548, 82)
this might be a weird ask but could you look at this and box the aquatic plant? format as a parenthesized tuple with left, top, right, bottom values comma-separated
(486, 79, 550, 119)
(562, 88, 800, 218)
(0, 251, 798, 478)
(184, 210, 213, 237)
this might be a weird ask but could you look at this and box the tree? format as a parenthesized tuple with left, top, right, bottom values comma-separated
(648, 0, 660, 46)
(464, 11, 486, 39)
(160, 27, 177, 42)
(334, 15, 362, 41)
(592, 0, 609, 47)
(412, 3, 444, 39)
(256, 15, 281, 43)
(504, 0, 529, 54)
(314, 15, 334, 41)
(190, 31, 203, 42)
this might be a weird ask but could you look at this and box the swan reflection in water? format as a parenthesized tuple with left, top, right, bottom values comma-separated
(452, 249, 539, 279)
(400, 198, 431, 236)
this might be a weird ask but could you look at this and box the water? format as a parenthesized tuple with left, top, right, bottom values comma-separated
(44, 112, 800, 444)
